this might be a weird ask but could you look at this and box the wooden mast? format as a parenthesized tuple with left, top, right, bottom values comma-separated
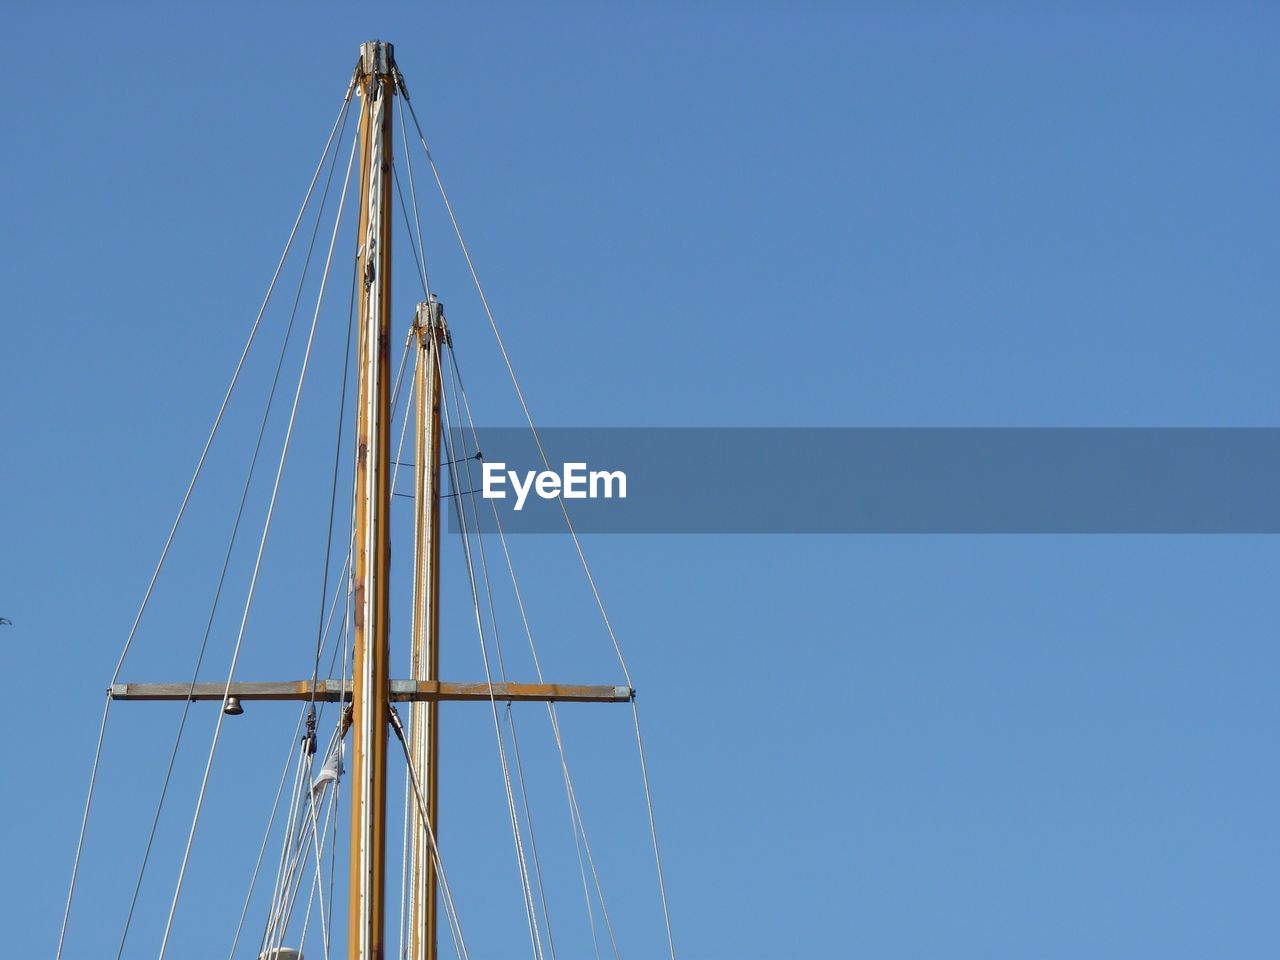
(103, 39, 637, 957)
(350, 38, 396, 960)
(408, 296, 446, 960)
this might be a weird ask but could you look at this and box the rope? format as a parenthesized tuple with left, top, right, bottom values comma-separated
(156, 118, 360, 960)
(54, 82, 356, 960)
(403, 95, 677, 960)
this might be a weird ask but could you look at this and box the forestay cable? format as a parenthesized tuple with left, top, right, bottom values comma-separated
(114, 89, 355, 960)
(156, 118, 360, 960)
(55, 82, 355, 960)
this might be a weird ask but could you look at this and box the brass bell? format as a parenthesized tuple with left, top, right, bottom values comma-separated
(223, 695, 245, 716)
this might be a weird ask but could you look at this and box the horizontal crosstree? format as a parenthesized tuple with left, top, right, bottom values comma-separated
(109, 679, 633, 704)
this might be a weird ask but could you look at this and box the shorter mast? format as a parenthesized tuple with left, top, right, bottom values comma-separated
(408, 296, 447, 960)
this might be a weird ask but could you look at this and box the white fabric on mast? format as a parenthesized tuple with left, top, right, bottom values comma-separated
(313, 738, 345, 793)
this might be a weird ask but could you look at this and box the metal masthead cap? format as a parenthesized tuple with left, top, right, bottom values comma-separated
(359, 40, 395, 77)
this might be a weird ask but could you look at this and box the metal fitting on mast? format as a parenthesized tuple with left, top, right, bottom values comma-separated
(414, 295, 448, 348)
(358, 40, 396, 80)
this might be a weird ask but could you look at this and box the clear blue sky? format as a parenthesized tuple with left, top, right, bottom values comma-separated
(3, 3, 1278, 958)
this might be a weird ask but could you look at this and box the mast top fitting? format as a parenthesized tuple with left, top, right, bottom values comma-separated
(358, 40, 395, 79)
(414, 296, 449, 347)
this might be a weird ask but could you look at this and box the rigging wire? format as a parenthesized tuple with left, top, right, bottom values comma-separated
(389, 709, 471, 960)
(263, 726, 342, 956)
(266, 747, 339, 958)
(436, 358, 548, 960)
(303, 751, 344, 958)
(261, 713, 344, 959)
(395, 342, 421, 960)
(394, 141, 556, 960)
(113, 89, 356, 960)
(76, 61, 682, 960)
(395, 127, 607, 960)
(379, 327, 417, 960)
(228, 114, 379, 960)
(261, 745, 311, 954)
(439, 344, 557, 960)
(505, 704, 559, 960)
(443, 342, 621, 960)
(156, 114, 361, 960)
(401, 92, 678, 960)
(393, 165, 431, 301)
(227, 560, 351, 960)
(266, 721, 344, 958)
(55, 82, 356, 960)
(309, 231, 360, 703)
(296, 785, 336, 957)
(228, 710, 312, 958)
(398, 93, 431, 294)
(326, 746, 342, 959)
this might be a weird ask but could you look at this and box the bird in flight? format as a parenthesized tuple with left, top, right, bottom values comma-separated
(0, 618, 11, 626)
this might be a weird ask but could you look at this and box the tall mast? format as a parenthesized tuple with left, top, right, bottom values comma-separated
(101, 39, 639, 959)
(350, 38, 396, 960)
(408, 296, 446, 960)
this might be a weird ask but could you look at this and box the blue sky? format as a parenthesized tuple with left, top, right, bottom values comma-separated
(2, 3, 1278, 958)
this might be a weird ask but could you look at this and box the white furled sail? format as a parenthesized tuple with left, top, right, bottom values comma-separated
(313, 738, 345, 793)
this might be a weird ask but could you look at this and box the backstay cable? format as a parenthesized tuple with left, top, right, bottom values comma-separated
(402, 92, 675, 960)
(394, 113, 618, 959)
(436, 370, 546, 960)
(444, 343, 621, 960)
(440, 344, 558, 960)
